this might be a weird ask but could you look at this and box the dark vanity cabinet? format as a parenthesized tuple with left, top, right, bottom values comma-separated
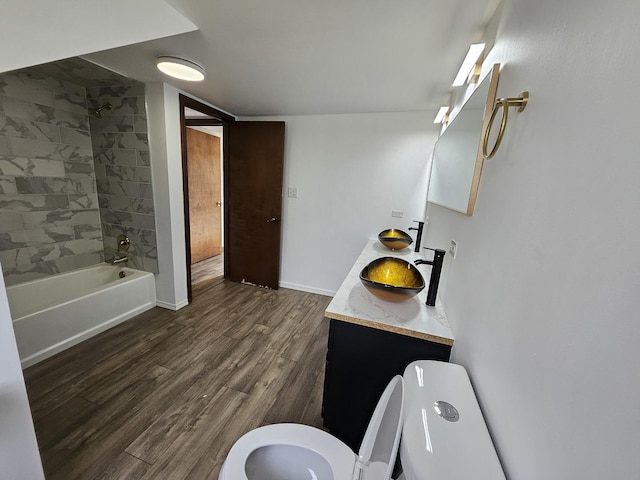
(321, 319, 452, 451)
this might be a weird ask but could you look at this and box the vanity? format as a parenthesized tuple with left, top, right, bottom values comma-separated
(322, 239, 454, 451)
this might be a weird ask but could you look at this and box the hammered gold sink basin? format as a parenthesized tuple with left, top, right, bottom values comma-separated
(359, 257, 425, 302)
(378, 229, 413, 250)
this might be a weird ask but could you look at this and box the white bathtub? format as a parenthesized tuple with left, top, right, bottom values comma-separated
(7, 264, 156, 368)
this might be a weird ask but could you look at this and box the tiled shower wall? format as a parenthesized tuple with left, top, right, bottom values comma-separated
(0, 69, 158, 286)
(88, 86, 158, 273)
(0, 72, 103, 286)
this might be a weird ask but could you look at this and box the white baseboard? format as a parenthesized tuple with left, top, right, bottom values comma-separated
(156, 298, 189, 311)
(279, 281, 335, 297)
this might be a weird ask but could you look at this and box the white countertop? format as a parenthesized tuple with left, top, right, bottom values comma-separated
(325, 238, 454, 345)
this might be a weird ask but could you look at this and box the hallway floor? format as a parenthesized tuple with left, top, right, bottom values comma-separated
(24, 279, 331, 479)
(191, 253, 224, 289)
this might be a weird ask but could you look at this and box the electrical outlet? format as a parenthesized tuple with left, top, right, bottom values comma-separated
(449, 239, 458, 259)
(391, 210, 404, 218)
(288, 187, 298, 198)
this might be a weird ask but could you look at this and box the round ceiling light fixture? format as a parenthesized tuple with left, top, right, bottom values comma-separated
(155, 56, 205, 81)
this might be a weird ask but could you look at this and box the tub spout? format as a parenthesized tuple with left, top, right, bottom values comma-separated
(112, 255, 128, 265)
(415, 247, 445, 306)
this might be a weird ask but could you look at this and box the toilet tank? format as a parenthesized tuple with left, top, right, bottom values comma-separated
(400, 361, 506, 480)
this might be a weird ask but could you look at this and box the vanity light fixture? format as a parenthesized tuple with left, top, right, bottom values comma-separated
(433, 106, 450, 124)
(452, 43, 485, 87)
(156, 56, 205, 81)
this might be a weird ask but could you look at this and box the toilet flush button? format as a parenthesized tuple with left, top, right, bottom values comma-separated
(434, 401, 459, 422)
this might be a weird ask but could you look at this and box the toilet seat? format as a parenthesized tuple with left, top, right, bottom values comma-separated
(219, 375, 404, 480)
(219, 423, 356, 480)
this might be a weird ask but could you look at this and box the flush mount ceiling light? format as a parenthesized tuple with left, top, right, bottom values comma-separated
(156, 56, 205, 81)
(452, 43, 485, 87)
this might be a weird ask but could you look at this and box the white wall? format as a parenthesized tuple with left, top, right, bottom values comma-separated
(0, 261, 44, 480)
(244, 112, 438, 294)
(424, 1, 640, 478)
(146, 83, 234, 309)
(150, 105, 436, 299)
(146, 83, 189, 309)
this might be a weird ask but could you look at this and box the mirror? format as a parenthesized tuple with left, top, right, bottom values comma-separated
(427, 63, 500, 215)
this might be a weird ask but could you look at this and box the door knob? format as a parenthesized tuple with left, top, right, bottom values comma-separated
(266, 216, 278, 223)
(216, 201, 223, 206)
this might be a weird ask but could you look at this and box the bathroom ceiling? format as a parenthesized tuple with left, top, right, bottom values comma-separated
(0, 0, 196, 73)
(84, 0, 497, 116)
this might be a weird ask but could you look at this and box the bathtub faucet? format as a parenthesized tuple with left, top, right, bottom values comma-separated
(112, 255, 128, 265)
(415, 247, 445, 307)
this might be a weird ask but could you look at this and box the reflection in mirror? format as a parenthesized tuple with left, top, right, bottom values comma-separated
(427, 63, 500, 215)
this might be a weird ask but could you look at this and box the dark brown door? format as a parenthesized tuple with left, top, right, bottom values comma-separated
(187, 128, 222, 263)
(227, 121, 285, 289)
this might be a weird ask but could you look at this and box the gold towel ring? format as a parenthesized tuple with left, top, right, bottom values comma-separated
(483, 91, 529, 159)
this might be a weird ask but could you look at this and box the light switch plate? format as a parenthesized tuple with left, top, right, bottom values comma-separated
(391, 210, 404, 218)
(288, 187, 298, 198)
(449, 239, 458, 259)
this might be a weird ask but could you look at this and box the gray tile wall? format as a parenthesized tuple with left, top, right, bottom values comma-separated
(0, 69, 159, 287)
(88, 86, 158, 273)
(0, 72, 103, 286)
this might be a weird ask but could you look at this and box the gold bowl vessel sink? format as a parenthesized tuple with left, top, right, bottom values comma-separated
(359, 257, 425, 302)
(377, 229, 413, 250)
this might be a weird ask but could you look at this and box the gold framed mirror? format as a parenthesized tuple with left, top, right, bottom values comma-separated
(427, 63, 500, 215)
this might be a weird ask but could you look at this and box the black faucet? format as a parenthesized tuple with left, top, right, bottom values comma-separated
(415, 247, 446, 306)
(408, 220, 424, 253)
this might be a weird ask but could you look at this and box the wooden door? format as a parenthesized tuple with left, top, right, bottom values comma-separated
(227, 121, 285, 289)
(187, 128, 222, 264)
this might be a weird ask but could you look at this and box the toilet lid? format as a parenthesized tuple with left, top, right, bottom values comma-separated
(356, 375, 404, 480)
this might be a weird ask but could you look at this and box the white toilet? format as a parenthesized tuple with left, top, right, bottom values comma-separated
(220, 360, 506, 480)
(397, 360, 506, 480)
(219, 375, 404, 480)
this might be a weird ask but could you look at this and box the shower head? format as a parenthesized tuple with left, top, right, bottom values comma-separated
(91, 102, 112, 118)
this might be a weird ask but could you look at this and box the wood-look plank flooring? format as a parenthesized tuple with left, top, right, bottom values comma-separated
(191, 254, 224, 288)
(24, 279, 331, 480)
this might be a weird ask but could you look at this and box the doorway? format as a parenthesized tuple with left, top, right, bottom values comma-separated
(179, 95, 234, 301)
(180, 95, 286, 302)
(186, 126, 223, 288)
